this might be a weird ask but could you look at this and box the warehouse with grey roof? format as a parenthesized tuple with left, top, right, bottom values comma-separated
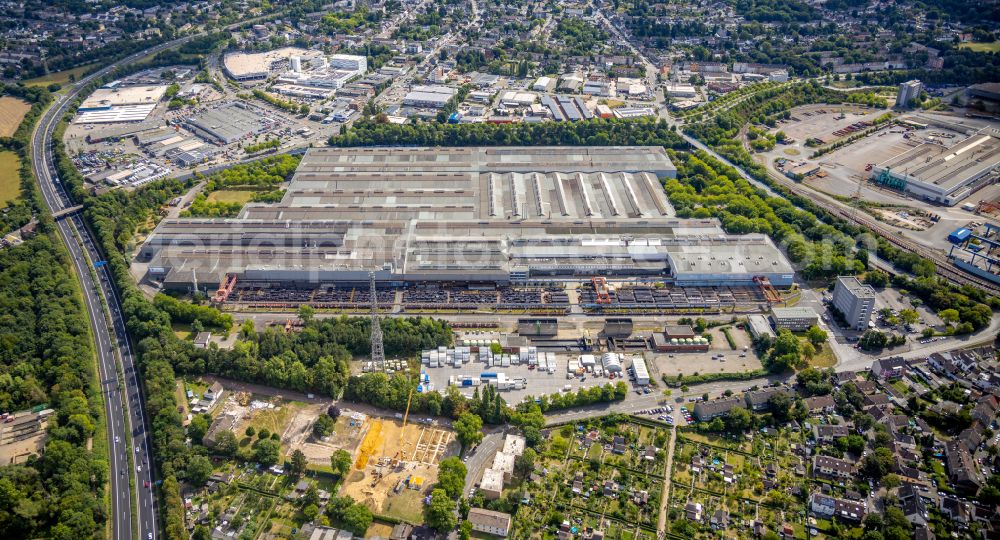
(136, 146, 794, 291)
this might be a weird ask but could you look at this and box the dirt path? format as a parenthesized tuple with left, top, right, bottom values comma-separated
(656, 424, 677, 537)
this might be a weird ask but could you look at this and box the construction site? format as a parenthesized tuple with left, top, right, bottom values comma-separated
(338, 415, 458, 523)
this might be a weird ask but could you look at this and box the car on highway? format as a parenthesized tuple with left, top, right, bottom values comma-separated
(144, 480, 150, 488)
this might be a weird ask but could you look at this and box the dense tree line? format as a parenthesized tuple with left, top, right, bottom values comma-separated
(529, 382, 628, 412)
(665, 150, 863, 280)
(153, 294, 234, 330)
(330, 117, 688, 149)
(0, 83, 106, 539)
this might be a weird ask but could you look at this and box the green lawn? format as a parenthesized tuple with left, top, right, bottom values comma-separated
(0, 151, 22, 207)
(381, 489, 425, 523)
(24, 64, 98, 87)
(206, 190, 256, 204)
(172, 322, 193, 340)
(808, 343, 837, 368)
(960, 41, 1000, 53)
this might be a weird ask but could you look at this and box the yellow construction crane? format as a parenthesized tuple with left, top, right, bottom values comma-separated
(402, 385, 415, 427)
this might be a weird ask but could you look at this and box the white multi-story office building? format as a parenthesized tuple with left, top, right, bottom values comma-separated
(832, 276, 875, 330)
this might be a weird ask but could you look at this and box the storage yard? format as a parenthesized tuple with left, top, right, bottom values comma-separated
(134, 146, 795, 298)
(765, 107, 1000, 208)
(420, 346, 646, 403)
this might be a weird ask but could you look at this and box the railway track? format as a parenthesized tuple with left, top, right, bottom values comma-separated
(774, 172, 1000, 296)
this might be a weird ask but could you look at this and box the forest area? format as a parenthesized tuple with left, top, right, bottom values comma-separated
(329, 116, 688, 149)
(0, 84, 107, 539)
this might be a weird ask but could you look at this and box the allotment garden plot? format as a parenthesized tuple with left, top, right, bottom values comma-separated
(512, 416, 668, 540)
(668, 428, 819, 539)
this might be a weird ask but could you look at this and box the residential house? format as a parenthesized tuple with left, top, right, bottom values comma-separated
(693, 397, 743, 421)
(940, 496, 972, 527)
(390, 524, 413, 540)
(744, 387, 793, 412)
(810, 494, 836, 517)
(203, 381, 223, 404)
(945, 440, 983, 492)
(804, 395, 836, 415)
(612, 436, 626, 455)
(898, 485, 928, 527)
(814, 455, 855, 480)
(834, 499, 867, 521)
(710, 509, 729, 530)
(814, 424, 850, 444)
(685, 502, 703, 522)
(872, 357, 907, 379)
(862, 393, 891, 409)
(468, 508, 513, 537)
(194, 331, 213, 349)
(957, 423, 984, 453)
(972, 395, 1000, 425)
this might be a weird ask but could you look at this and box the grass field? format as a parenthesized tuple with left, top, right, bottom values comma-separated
(24, 64, 98, 87)
(172, 322, 193, 340)
(206, 190, 255, 204)
(808, 343, 837, 368)
(960, 41, 1000, 53)
(0, 151, 22, 207)
(0, 97, 31, 137)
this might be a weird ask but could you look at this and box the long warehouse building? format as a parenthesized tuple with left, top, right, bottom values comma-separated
(871, 129, 1000, 205)
(136, 146, 794, 291)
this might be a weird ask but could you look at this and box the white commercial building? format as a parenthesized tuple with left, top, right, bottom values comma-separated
(665, 84, 698, 98)
(832, 276, 875, 330)
(602, 352, 622, 373)
(403, 85, 457, 108)
(896, 79, 922, 107)
(871, 130, 1000, 205)
(533, 76, 555, 92)
(328, 54, 367, 76)
(480, 434, 526, 500)
(632, 356, 650, 386)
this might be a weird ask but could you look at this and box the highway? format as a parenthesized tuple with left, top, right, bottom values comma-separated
(30, 36, 206, 540)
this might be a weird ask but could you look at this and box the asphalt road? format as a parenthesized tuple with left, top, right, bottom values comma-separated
(463, 430, 504, 495)
(30, 33, 217, 540)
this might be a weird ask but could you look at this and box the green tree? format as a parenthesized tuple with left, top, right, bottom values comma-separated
(186, 454, 213, 486)
(340, 503, 372, 535)
(313, 414, 335, 438)
(939, 308, 960, 324)
(437, 457, 467, 498)
(865, 270, 889, 288)
(331, 449, 353, 478)
(898, 309, 919, 325)
(424, 489, 457, 532)
(724, 407, 752, 433)
(213, 430, 238, 456)
(302, 503, 320, 523)
(514, 447, 536, 479)
(189, 414, 209, 444)
(454, 413, 484, 449)
(288, 449, 308, 477)
(859, 330, 889, 350)
(806, 325, 828, 345)
(254, 438, 281, 466)
(862, 447, 894, 480)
